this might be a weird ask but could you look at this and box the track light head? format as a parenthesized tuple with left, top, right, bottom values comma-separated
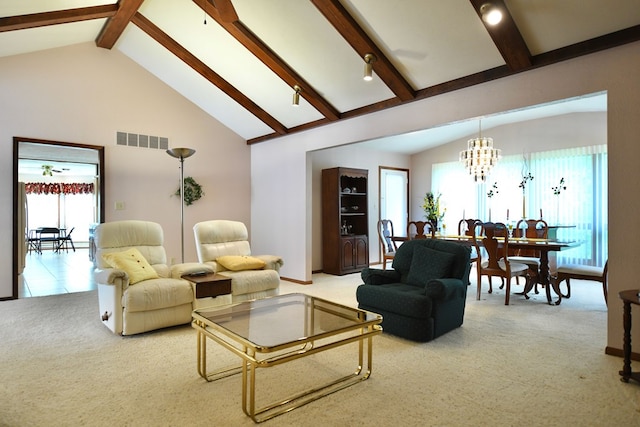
(292, 85, 302, 107)
(480, 3, 502, 26)
(363, 53, 376, 81)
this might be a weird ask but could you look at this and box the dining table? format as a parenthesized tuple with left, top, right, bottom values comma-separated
(34, 227, 67, 253)
(434, 234, 581, 305)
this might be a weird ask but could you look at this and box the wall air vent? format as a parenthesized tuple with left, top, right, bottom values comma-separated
(116, 132, 169, 150)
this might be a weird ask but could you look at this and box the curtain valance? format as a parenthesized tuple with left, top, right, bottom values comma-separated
(25, 182, 94, 195)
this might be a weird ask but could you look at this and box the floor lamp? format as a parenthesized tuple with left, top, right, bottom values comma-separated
(166, 147, 196, 263)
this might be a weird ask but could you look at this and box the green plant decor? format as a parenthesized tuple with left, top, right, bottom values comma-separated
(174, 176, 203, 206)
(422, 192, 445, 224)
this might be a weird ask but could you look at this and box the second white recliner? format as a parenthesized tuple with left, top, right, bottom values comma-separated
(193, 220, 283, 302)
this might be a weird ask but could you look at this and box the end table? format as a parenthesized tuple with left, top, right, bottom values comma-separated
(182, 272, 232, 309)
(619, 289, 640, 384)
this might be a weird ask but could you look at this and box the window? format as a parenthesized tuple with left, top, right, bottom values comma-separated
(432, 145, 607, 266)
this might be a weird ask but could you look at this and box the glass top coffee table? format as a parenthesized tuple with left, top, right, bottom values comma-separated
(191, 293, 382, 423)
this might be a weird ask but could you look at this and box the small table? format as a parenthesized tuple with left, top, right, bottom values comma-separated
(191, 293, 382, 423)
(181, 272, 232, 308)
(619, 290, 640, 384)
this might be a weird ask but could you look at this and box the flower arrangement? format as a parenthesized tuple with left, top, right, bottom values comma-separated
(519, 172, 534, 192)
(552, 177, 566, 195)
(174, 176, 204, 206)
(422, 192, 445, 223)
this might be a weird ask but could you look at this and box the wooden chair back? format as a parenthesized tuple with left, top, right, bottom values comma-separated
(458, 219, 483, 237)
(513, 219, 548, 257)
(478, 222, 509, 274)
(377, 219, 397, 270)
(477, 222, 531, 305)
(407, 221, 435, 239)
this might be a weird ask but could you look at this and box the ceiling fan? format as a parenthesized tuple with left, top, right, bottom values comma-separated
(41, 164, 68, 176)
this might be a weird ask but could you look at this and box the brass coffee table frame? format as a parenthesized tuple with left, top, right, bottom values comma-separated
(191, 293, 382, 423)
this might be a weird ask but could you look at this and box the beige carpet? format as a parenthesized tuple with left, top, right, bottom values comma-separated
(1, 273, 639, 426)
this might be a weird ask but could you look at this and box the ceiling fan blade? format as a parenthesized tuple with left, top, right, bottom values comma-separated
(211, 0, 238, 22)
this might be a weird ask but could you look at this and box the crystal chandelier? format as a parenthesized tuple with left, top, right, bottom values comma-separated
(459, 120, 501, 183)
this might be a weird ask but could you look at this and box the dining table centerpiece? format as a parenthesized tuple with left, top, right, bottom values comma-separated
(422, 192, 445, 230)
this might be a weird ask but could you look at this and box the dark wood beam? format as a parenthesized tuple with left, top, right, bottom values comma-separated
(0, 5, 117, 33)
(193, 0, 340, 121)
(210, 0, 238, 23)
(311, 0, 415, 102)
(96, 0, 146, 49)
(533, 24, 640, 67)
(469, 0, 532, 70)
(131, 12, 287, 135)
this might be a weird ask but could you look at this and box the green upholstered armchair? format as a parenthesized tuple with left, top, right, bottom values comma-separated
(356, 238, 471, 342)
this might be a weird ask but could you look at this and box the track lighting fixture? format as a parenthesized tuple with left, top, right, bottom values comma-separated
(480, 3, 503, 26)
(363, 53, 376, 81)
(292, 85, 301, 106)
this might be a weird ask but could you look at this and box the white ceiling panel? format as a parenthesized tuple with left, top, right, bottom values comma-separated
(507, 0, 640, 55)
(233, 0, 395, 113)
(344, 0, 506, 88)
(0, 19, 106, 57)
(138, 0, 324, 130)
(117, 24, 274, 140)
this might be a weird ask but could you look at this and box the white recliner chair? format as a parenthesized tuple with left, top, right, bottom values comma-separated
(94, 220, 213, 335)
(193, 220, 283, 302)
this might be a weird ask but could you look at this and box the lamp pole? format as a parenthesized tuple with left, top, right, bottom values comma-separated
(166, 147, 195, 263)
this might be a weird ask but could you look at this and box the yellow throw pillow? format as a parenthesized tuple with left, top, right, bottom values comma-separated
(216, 255, 266, 271)
(102, 248, 159, 284)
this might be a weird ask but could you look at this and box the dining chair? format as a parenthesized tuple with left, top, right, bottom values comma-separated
(27, 229, 41, 254)
(508, 219, 548, 291)
(56, 227, 76, 253)
(407, 221, 435, 240)
(458, 219, 483, 289)
(553, 260, 608, 305)
(476, 222, 531, 305)
(377, 219, 397, 270)
(38, 227, 61, 252)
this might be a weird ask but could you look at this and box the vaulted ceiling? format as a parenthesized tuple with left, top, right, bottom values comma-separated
(2, 0, 639, 146)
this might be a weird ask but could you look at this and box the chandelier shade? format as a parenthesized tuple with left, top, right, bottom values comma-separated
(459, 136, 501, 183)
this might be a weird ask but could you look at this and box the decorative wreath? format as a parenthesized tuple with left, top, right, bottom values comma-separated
(174, 176, 204, 206)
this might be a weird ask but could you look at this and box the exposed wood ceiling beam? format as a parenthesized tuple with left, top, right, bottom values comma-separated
(131, 12, 287, 135)
(469, 0, 532, 70)
(96, 0, 146, 49)
(0, 5, 117, 33)
(210, 0, 238, 23)
(248, 26, 640, 144)
(311, 0, 415, 102)
(193, 0, 340, 121)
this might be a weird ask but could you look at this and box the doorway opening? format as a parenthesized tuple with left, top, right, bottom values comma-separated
(12, 137, 105, 299)
(378, 167, 409, 262)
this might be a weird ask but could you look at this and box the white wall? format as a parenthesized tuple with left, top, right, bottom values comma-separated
(251, 41, 640, 354)
(0, 42, 251, 299)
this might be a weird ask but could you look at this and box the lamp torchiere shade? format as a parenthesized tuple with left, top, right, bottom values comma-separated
(166, 147, 196, 263)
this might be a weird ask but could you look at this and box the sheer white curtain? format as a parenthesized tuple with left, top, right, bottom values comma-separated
(432, 162, 479, 233)
(431, 145, 607, 266)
